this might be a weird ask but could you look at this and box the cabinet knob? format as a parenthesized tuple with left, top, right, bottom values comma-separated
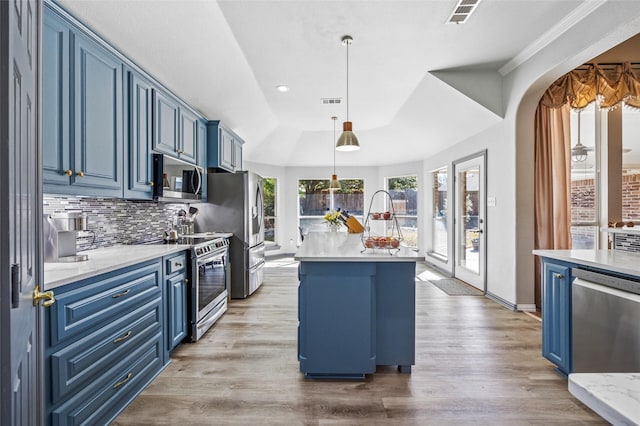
(76, 171, 84, 177)
(149, 181, 154, 187)
(177, 149, 184, 154)
(65, 169, 73, 176)
(555, 273, 564, 279)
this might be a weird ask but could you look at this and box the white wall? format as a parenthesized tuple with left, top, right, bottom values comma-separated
(421, 2, 640, 310)
(247, 3, 640, 309)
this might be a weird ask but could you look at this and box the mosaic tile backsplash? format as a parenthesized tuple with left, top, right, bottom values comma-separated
(613, 233, 640, 253)
(43, 196, 189, 251)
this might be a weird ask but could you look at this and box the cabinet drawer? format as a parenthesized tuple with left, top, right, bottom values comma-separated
(50, 332, 163, 426)
(165, 253, 186, 275)
(48, 261, 161, 348)
(49, 297, 161, 405)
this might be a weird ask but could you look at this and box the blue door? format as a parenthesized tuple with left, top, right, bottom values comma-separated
(125, 70, 153, 199)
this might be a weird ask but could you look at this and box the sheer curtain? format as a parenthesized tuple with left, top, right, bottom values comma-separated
(534, 103, 572, 306)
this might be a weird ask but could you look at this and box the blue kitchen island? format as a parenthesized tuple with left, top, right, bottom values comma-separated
(294, 232, 425, 379)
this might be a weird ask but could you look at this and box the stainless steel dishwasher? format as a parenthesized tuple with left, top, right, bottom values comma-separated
(572, 268, 640, 373)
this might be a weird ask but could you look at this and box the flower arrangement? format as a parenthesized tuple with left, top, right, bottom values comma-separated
(323, 209, 342, 225)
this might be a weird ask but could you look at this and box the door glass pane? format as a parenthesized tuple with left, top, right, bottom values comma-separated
(432, 168, 448, 258)
(569, 105, 598, 249)
(263, 177, 276, 242)
(458, 166, 479, 273)
(622, 108, 640, 222)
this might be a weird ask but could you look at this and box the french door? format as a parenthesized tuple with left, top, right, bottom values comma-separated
(453, 153, 486, 291)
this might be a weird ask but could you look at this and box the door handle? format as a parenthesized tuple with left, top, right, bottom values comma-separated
(477, 229, 483, 234)
(33, 285, 55, 308)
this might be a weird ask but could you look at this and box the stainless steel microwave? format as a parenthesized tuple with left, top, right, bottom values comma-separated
(152, 154, 203, 202)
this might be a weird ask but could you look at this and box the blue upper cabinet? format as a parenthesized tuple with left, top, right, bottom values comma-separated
(207, 121, 244, 173)
(72, 32, 123, 195)
(180, 109, 198, 164)
(153, 90, 199, 165)
(541, 258, 573, 375)
(197, 120, 207, 200)
(153, 90, 179, 157)
(124, 70, 154, 200)
(42, 9, 70, 187)
(42, 5, 124, 197)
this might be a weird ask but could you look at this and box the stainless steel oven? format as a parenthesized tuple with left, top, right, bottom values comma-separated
(189, 237, 229, 341)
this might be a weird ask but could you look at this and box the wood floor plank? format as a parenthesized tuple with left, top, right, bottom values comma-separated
(112, 260, 605, 425)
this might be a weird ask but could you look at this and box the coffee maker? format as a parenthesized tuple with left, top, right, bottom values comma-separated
(43, 211, 89, 262)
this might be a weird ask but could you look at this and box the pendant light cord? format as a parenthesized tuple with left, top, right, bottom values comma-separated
(333, 117, 337, 173)
(346, 40, 349, 122)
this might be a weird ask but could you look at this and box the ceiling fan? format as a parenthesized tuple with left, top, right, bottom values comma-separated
(572, 110, 594, 162)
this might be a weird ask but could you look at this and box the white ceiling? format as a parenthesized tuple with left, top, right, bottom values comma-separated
(59, 0, 594, 167)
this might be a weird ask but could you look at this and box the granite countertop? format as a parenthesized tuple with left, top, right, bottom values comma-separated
(294, 232, 424, 262)
(569, 373, 640, 425)
(44, 244, 191, 290)
(532, 249, 640, 277)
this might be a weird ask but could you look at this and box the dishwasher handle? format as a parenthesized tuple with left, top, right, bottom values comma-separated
(572, 268, 640, 295)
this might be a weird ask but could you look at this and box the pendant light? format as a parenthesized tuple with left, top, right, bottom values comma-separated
(336, 35, 360, 151)
(572, 110, 592, 163)
(329, 116, 341, 189)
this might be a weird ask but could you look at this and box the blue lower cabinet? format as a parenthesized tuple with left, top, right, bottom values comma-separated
(45, 259, 167, 425)
(298, 261, 416, 378)
(50, 334, 163, 425)
(541, 258, 574, 375)
(164, 252, 187, 353)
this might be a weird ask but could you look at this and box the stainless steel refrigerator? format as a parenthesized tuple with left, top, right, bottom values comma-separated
(195, 171, 265, 298)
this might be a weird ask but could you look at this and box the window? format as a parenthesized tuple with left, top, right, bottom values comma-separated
(570, 104, 599, 249)
(385, 175, 418, 247)
(298, 179, 364, 234)
(622, 108, 640, 222)
(431, 167, 448, 258)
(263, 177, 276, 243)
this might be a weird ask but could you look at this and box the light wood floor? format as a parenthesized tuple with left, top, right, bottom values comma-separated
(113, 258, 604, 425)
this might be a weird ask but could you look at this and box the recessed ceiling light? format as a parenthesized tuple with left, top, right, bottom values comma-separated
(276, 85, 290, 92)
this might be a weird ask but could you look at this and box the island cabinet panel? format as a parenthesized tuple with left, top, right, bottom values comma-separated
(541, 258, 573, 375)
(45, 259, 166, 426)
(298, 260, 416, 378)
(374, 262, 416, 368)
(298, 262, 377, 378)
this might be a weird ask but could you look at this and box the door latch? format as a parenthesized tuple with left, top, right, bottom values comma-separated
(33, 285, 55, 308)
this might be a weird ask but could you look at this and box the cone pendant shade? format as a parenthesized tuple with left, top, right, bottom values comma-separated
(329, 174, 341, 189)
(336, 121, 360, 151)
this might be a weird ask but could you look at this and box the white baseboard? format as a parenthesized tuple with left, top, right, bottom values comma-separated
(516, 303, 537, 312)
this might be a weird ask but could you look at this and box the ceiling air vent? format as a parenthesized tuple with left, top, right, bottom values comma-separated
(321, 98, 342, 105)
(447, 0, 481, 24)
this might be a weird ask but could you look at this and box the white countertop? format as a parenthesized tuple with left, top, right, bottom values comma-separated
(601, 226, 640, 235)
(569, 373, 640, 425)
(44, 244, 191, 289)
(532, 249, 640, 277)
(294, 232, 424, 262)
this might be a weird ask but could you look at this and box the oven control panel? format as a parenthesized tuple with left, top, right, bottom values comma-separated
(194, 238, 229, 258)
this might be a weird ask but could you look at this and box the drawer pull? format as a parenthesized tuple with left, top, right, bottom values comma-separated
(113, 330, 132, 344)
(112, 289, 131, 299)
(555, 273, 564, 279)
(175, 262, 183, 268)
(113, 372, 132, 389)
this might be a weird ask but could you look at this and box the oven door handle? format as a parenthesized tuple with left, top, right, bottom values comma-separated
(197, 253, 226, 267)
